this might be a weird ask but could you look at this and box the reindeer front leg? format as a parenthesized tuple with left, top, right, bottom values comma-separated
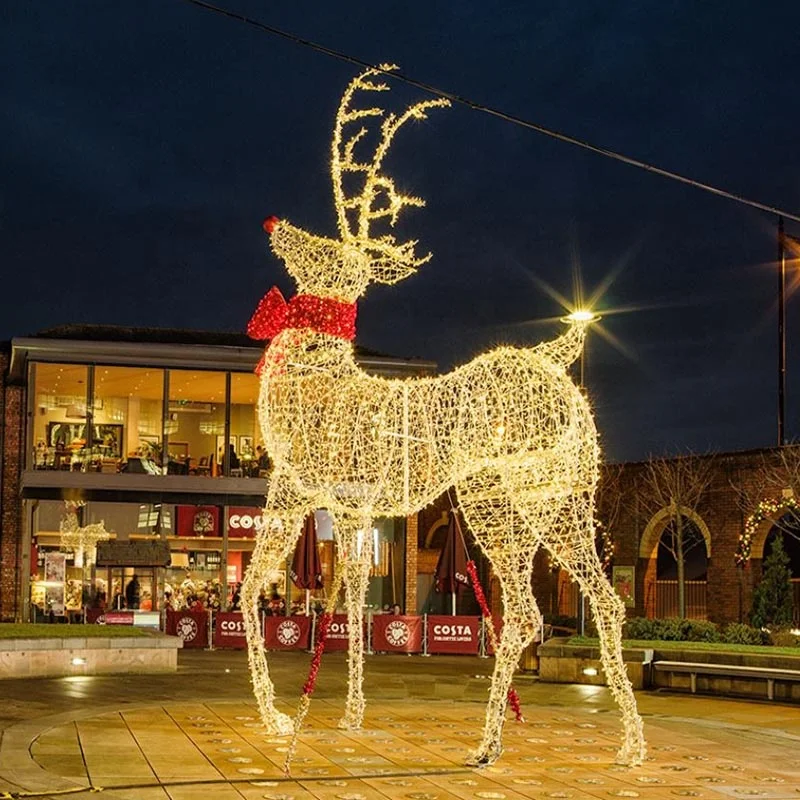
(337, 517, 373, 730)
(242, 472, 310, 735)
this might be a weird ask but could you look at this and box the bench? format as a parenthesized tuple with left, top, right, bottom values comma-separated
(653, 660, 800, 700)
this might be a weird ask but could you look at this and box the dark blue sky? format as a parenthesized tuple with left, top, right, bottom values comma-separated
(2, 1, 800, 462)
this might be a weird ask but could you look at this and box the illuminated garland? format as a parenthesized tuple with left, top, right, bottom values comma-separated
(241, 66, 646, 768)
(736, 496, 798, 566)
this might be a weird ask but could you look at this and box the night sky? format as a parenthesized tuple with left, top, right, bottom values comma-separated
(3, 1, 800, 463)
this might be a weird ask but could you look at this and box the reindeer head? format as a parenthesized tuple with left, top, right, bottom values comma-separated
(267, 66, 450, 303)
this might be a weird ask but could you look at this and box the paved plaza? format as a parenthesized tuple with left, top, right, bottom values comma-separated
(1, 649, 800, 799)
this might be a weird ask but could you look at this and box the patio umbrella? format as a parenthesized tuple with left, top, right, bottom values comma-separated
(434, 509, 470, 615)
(290, 513, 323, 614)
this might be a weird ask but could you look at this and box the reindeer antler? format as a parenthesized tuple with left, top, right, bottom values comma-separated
(331, 65, 450, 284)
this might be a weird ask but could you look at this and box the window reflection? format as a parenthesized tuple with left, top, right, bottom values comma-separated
(167, 370, 226, 476)
(31, 363, 90, 470)
(231, 372, 267, 478)
(94, 367, 165, 474)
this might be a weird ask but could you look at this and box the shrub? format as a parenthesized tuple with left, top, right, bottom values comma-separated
(624, 617, 659, 640)
(623, 617, 720, 642)
(751, 536, 793, 630)
(682, 619, 720, 642)
(770, 629, 800, 648)
(721, 622, 769, 646)
(544, 613, 578, 630)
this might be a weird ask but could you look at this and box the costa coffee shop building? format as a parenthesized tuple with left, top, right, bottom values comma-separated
(0, 325, 435, 622)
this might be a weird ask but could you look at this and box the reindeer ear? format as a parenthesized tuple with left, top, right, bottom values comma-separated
(368, 250, 432, 285)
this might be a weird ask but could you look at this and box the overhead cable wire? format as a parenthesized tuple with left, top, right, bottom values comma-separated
(183, 0, 800, 225)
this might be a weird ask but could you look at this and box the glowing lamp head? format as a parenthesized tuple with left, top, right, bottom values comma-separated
(262, 216, 280, 235)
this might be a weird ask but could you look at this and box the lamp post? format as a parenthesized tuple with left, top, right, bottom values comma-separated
(778, 216, 786, 447)
(563, 309, 600, 636)
(778, 220, 800, 446)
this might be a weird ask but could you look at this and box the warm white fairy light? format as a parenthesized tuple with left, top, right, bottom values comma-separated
(242, 66, 646, 767)
(59, 500, 110, 567)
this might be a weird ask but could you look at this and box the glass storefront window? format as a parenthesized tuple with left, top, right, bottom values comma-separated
(31, 363, 90, 470)
(231, 372, 263, 478)
(167, 370, 226, 476)
(94, 366, 165, 474)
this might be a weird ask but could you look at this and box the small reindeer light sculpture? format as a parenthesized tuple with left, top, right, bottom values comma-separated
(243, 66, 646, 767)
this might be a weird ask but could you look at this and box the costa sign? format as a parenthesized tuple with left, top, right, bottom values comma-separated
(373, 614, 423, 653)
(264, 615, 311, 650)
(213, 612, 247, 649)
(426, 614, 480, 655)
(319, 614, 352, 652)
(227, 507, 264, 538)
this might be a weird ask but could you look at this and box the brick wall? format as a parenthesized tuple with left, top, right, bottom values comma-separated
(1, 351, 24, 621)
(556, 448, 798, 627)
(404, 513, 418, 614)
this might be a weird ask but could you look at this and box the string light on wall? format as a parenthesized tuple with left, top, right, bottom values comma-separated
(241, 66, 646, 767)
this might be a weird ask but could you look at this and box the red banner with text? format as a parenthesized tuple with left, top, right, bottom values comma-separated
(372, 614, 423, 653)
(166, 609, 209, 648)
(264, 615, 311, 650)
(213, 611, 247, 649)
(318, 614, 356, 652)
(426, 615, 480, 655)
(88, 610, 134, 625)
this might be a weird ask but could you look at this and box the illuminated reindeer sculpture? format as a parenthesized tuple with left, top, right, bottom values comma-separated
(242, 67, 645, 766)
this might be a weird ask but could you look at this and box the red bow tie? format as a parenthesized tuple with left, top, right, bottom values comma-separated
(247, 287, 357, 342)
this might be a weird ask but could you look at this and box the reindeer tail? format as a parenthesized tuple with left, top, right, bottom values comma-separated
(533, 319, 591, 369)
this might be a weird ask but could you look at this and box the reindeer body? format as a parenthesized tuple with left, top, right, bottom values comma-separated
(260, 327, 594, 515)
(242, 67, 645, 767)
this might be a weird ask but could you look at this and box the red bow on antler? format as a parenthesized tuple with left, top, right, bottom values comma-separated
(247, 287, 357, 342)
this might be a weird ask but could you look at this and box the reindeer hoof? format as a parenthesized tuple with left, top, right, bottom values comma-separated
(614, 741, 646, 768)
(466, 745, 502, 767)
(265, 710, 295, 736)
(337, 715, 363, 731)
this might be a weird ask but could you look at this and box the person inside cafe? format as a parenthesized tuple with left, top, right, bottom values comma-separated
(256, 445, 272, 472)
(266, 583, 285, 616)
(125, 574, 140, 610)
(223, 443, 240, 473)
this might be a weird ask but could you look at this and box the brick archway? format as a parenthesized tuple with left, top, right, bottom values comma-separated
(639, 506, 712, 618)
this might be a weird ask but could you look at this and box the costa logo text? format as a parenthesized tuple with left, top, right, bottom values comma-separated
(276, 620, 301, 646)
(229, 514, 261, 529)
(385, 620, 410, 647)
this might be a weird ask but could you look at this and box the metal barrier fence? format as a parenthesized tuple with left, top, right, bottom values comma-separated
(158, 610, 537, 656)
(654, 580, 708, 620)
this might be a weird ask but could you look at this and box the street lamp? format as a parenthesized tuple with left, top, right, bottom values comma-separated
(562, 309, 600, 636)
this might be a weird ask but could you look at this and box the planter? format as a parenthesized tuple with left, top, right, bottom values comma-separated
(0, 635, 182, 679)
(537, 637, 653, 689)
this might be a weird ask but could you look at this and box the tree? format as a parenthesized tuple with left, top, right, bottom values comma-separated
(638, 452, 715, 619)
(751, 535, 793, 630)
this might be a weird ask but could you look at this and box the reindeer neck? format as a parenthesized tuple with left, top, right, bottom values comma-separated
(268, 329, 357, 372)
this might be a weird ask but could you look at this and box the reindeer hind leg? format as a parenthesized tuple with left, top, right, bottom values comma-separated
(547, 498, 646, 766)
(457, 480, 540, 766)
